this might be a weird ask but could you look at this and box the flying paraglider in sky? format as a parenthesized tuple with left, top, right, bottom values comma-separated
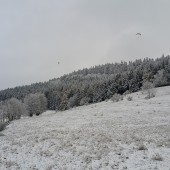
(136, 33, 141, 36)
(136, 33, 142, 38)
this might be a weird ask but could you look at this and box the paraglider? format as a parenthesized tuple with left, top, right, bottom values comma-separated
(136, 33, 142, 38)
(136, 33, 141, 36)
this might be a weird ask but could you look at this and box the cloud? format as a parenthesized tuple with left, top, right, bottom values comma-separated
(0, 0, 170, 89)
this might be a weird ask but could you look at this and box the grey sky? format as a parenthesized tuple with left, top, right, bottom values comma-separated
(0, 0, 170, 90)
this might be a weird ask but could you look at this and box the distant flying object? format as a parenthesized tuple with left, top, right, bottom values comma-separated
(58, 62, 60, 64)
(136, 33, 142, 36)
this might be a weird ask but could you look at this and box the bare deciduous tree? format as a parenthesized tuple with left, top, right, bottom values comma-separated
(24, 93, 47, 116)
(142, 81, 156, 99)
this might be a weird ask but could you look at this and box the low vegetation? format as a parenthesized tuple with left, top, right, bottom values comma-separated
(0, 93, 47, 124)
(142, 81, 156, 99)
(127, 96, 133, 101)
(152, 153, 163, 161)
(137, 144, 147, 150)
(111, 93, 123, 102)
(0, 122, 6, 132)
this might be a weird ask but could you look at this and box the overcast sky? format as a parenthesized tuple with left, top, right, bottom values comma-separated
(0, 0, 170, 90)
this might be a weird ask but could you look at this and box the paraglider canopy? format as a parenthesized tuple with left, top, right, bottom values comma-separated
(136, 33, 142, 38)
(136, 33, 141, 36)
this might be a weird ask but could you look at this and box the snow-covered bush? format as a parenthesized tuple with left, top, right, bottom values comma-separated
(59, 93, 69, 111)
(127, 96, 133, 101)
(1, 98, 28, 121)
(24, 93, 47, 116)
(0, 122, 6, 131)
(145, 93, 155, 99)
(67, 94, 80, 108)
(80, 97, 90, 106)
(0, 107, 6, 123)
(142, 81, 156, 99)
(137, 144, 147, 150)
(111, 93, 123, 102)
(152, 153, 163, 161)
(0, 132, 5, 136)
(123, 90, 130, 96)
(153, 69, 168, 87)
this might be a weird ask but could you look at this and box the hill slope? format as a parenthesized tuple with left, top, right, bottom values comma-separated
(0, 55, 170, 112)
(0, 86, 170, 170)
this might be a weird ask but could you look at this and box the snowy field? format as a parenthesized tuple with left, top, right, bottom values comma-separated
(0, 86, 170, 170)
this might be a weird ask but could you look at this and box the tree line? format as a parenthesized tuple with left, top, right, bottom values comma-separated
(0, 55, 170, 122)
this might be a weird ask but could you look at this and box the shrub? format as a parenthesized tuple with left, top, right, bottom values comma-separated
(1, 98, 28, 121)
(142, 81, 156, 99)
(123, 90, 130, 96)
(152, 153, 163, 161)
(80, 97, 90, 106)
(145, 93, 155, 99)
(127, 96, 133, 101)
(0, 132, 5, 136)
(138, 144, 147, 150)
(24, 93, 47, 116)
(67, 95, 80, 108)
(153, 69, 168, 87)
(0, 122, 6, 132)
(111, 93, 123, 102)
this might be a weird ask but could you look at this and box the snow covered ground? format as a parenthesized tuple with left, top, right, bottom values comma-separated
(0, 86, 170, 170)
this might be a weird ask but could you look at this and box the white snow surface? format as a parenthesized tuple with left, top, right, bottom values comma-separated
(0, 86, 170, 170)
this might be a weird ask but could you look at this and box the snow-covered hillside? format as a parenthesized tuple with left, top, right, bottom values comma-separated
(0, 86, 170, 170)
